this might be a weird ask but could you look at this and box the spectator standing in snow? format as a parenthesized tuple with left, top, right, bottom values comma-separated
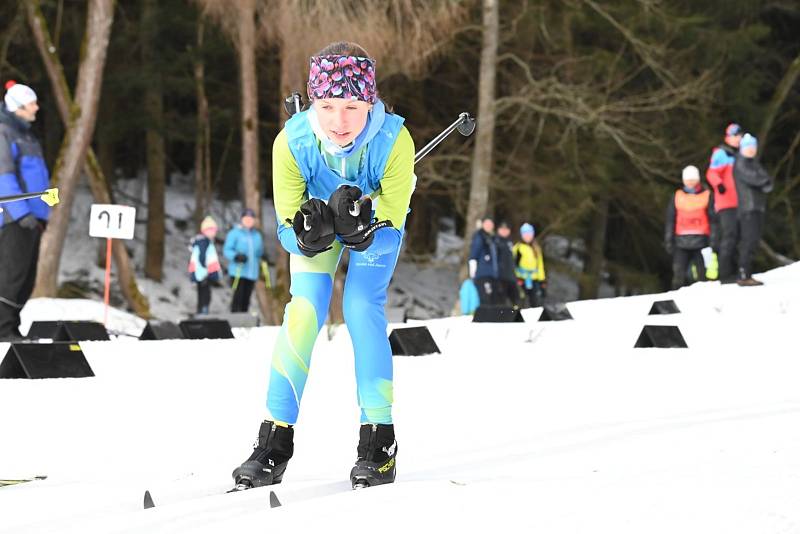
(495, 221, 520, 307)
(468, 216, 500, 305)
(513, 223, 547, 307)
(188, 215, 222, 315)
(223, 208, 264, 312)
(0, 81, 50, 341)
(664, 165, 715, 289)
(733, 134, 773, 286)
(706, 123, 743, 283)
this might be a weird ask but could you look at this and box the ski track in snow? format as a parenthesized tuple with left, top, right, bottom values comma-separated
(1, 263, 800, 533)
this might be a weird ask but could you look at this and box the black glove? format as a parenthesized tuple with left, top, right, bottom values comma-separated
(289, 198, 336, 257)
(234, 253, 248, 263)
(328, 185, 392, 251)
(17, 214, 39, 231)
(716, 183, 726, 195)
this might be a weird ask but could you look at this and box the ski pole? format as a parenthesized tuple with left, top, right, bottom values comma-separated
(0, 188, 60, 206)
(232, 264, 242, 291)
(414, 113, 476, 165)
(260, 260, 272, 290)
(347, 113, 476, 218)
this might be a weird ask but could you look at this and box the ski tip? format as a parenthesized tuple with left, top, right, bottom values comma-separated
(269, 490, 282, 508)
(143, 490, 155, 509)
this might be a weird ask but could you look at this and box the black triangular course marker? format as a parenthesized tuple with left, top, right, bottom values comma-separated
(143, 490, 155, 509)
(269, 490, 282, 508)
(648, 300, 681, 315)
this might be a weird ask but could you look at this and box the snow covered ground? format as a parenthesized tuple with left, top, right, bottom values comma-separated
(1, 263, 799, 533)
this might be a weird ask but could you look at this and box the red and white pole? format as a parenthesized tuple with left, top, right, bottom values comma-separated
(103, 237, 112, 326)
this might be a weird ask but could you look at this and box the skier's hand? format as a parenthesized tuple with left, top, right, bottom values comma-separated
(327, 185, 390, 251)
(17, 214, 39, 230)
(289, 198, 336, 257)
(234, 253, 248, 263)
(716, 183, 726, 195)
(329, 186, 371, 237)
(468, 259, 478, 279)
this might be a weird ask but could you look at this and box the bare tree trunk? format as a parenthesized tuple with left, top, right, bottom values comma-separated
(26, 0, 149, 317)
(239, 0, 260, 218)
(461, 0, 499, 270)
(236, 0, 274, 324)
(758, 51, 800, 152)
(31, 0, 115, 298)
(193, 16, 212, 227)
(142, 0, 166, 281)
(579, 196, 609, 299)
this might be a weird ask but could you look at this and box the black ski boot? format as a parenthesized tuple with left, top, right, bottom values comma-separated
(231, 421, 293, 491)
(350, 424, 397, 489)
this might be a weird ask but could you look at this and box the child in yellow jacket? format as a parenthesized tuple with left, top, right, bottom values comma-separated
(512, 223, 547, 307)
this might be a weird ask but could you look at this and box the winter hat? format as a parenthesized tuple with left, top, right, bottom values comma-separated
(520, 223, 535, 236)
(740, 133, 758, 152)
(681, 165, 700, 184)
(725, 123, 742, 137)
(4, 81, 37, 112)
(307, 55, 377, 104)
(241, 208, 256, 219)
(200, 215, 217, 232)
(498, 221, 510, 230)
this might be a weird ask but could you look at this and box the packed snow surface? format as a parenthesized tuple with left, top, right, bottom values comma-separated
(1, 263, 799, 533)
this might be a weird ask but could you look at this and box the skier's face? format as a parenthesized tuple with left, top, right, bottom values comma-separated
(682, 177, 700, 189)
(241, 215, 255, 229)
(522, 232, 534, 243)
(15, 101, 39, 123)
(741, 145, 757, 158)
(726, 134, 742, 148)
(498, 226, 511, 238)
(481, 219, 495, 233)
(313, 98, 372, 147)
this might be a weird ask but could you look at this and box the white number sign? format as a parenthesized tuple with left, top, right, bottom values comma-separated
(89, 204, 136, 240)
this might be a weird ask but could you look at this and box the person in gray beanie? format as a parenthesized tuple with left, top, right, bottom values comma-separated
(733, 134, 773, 286)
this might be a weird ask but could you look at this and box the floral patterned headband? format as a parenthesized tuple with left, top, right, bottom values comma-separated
(307, 55, 377, 104)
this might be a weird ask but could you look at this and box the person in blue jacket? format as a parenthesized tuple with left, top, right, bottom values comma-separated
(0, 81, 50, 340)
(468, 216, 500, 305)
(232, 41, 415, 492)
(223, 208, 264, 312)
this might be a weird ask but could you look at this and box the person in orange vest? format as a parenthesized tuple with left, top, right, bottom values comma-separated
(706, 123, 743, 283)
(664, 165, 715, 289)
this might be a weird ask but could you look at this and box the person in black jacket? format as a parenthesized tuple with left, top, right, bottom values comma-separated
(664, 165, 715, 289)
(734, 134, 773, 286)
(468, 216, 500, 305)
(494, 221, 520, 307)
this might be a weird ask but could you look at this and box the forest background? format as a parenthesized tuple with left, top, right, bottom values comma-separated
(1, 0, 798, 323)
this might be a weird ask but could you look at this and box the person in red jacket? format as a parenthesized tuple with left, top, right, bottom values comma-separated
(706, 123, 743, 283)
(665, 165, 715, 289)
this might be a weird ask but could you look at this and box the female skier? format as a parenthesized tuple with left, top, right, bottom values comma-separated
(232, 42, 415, 490)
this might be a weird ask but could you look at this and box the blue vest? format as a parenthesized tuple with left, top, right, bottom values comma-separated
(284, 107, 405, 200)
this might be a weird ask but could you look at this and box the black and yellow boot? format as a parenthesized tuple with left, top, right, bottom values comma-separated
(350, 424, 397, 489)
(231, 421, 293, 491)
